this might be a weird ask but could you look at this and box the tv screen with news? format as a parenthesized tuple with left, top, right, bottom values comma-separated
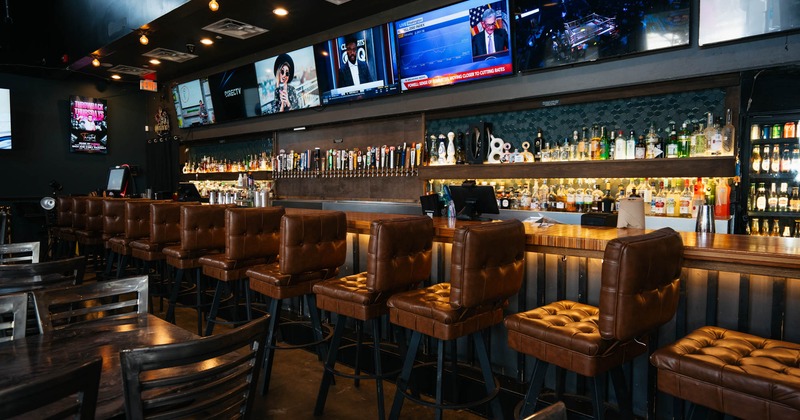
(254, 46, 320, 115)
(0, 88, 10, 150)
(207, 64, 262, 122)
(395, 0, 513, 91)
(514, 0, 690, 72)
(699, 0, 800, 46)
(171, 78, 215, 128)
(69, 95, 108, 154)
(314, 23, 400, 105)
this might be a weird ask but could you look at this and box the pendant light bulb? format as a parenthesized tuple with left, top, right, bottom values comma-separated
(91, 57, 100, 67)
(209, 0, 219, 12)
(139, 33, 149, 45)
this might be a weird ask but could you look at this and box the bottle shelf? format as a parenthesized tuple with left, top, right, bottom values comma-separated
(750, 138, 800, 145)
(273, 168, 418, 179)
(418, 156, 735, 180)
(748, 172, 798, 181)
(180, 171, 272, 181)
(747, 211, 800, 218)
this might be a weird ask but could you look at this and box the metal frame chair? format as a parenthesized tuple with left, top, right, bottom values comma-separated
(0, 255, 85, 294)
(0, 292, 28, 343)
(0, 241, 40, 264)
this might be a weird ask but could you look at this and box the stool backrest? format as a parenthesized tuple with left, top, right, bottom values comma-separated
(56, 197, 73, 228)
(280, 211, 347, 276)
(598, 227, 683, 342)
(450, 219, 526, 309)
(84, 197, 104, 232)
(226, 207, 284, 260)
(71, 197, 88, 230)
(367, 216, 433, 293)
(180, 204, 228, 251)
(150, 202, 184, 244)
(102, 198, 128, 237)
(124, 200, 153, 239)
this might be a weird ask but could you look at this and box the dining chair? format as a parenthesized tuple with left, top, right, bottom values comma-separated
(33, 275, 148, 333)
(0, 255, 85, 294)
(0, 292, 27, 343)
(120, 315, 269, 419)
(0, 357, 102, 419)
(0, 241, 40, 264)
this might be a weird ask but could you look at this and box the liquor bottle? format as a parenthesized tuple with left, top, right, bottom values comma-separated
(599, 126, 610, 160)
(792, 146, 800, 173)
(706, 115, 723, 155)
(560, 138, 570, 161)
(781, 146, 791, 173)
(589, 124, 600, 160)
(554, 179, 566, 211)
(755, 183, 767, 211)
(770, 145, 781, 173)
(751, 217, 760, 236)
(665, 180, 678, 216)
(534, 128, 545, 162)
(762, 218, 771, 236)
(786, 121, 797, 138)
(677, 121, 690, 158)
(655, 180, 666, 216)
(666, 121, 679, 158)
(601, 182, 615, 212)
(579, 127, 589, 160)
(761, 145, 771, 173)
(772, 219, 781, 237)
(714, 178, 730, 218)
(625, 178, 637, 197)
(615, 183, 625, 212)
(795, 220, 800, 238)
(778, 182, 789, 212)
(722, 109, 735, 155)
(750, 145, 761, 173)
(791, 186, 800, 212)
(614, 129, 626, 160)
(767, 183, 778, 212)
(691, 177, 705, 218)
(566, 180, 576, 212)
(635, 135, 646, 159)
(640, 179, 653, 215)
(592, 184, 604, 212)
(626, 130, 636, 160)
(694, 121, 707, 156)
(679, 179, 692, 218)
(539, 179, 550, 211)
(747, 183, 755, 211)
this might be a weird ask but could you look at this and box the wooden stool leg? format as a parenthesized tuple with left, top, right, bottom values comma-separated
(261, 298, 282, 396)
(314, 316, 347, 415)
(473, 332, 502, 420)
(389, 331, 422, 420)
(520, 359, 550, 418)
(372, 320, 385, 420)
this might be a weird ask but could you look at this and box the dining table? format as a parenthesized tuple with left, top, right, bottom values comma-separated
(0, 313, 201, 419)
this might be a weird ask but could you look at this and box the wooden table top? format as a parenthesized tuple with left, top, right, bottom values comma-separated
(0, 314, 199, 419)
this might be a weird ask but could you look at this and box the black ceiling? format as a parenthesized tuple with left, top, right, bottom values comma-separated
(0, 0, 418, 82)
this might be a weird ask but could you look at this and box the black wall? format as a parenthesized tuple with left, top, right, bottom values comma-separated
(0, 73, 151, 198)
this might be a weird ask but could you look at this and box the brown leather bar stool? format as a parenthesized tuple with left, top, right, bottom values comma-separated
(101, 198, 128, 277)
(246, 210, 347, 396)
(130, 202, 183, 313)
(53, 196, 76, 258)
(387, 219, 526, 420)
(163, 204, 228, 334)
(651, 327, 800, 419)
(74, 197, 104, 271)
(200, 206, 284, 336)
(504, 227, 683, 419)
(313, 215, 433, 420)
(107, 200, 152, 278)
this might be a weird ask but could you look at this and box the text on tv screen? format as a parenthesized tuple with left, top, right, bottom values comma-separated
(172, 78, 215, 128)
(207, 64, 262, 122)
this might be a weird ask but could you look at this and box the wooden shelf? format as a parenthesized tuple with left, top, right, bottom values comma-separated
(747, 211, 800, 218)
(418, 156, 736, 180)
(180, 171, 272, 181)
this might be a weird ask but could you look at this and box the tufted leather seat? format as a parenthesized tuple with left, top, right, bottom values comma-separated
(73, 197, 105, 270)
(53, 196, 76, 258)
(387, 219, 526, 420)
(200, 206, 284, 336)
(107, 200, 153, 278)
(651, 326, 800, 419)
(130, 202, 184, 262)
(313, 216, 434, 419)
(246, 211, 347, 396)
(101, 198, 128, 276)
(163, 204, 229, 334)
(505, 227, 684, 419)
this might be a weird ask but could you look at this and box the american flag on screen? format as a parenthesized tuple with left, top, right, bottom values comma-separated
(469, 5, 492, 36)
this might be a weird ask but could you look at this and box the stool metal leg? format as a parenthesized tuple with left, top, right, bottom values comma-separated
(372, 320, 385, 420)
(435, 338, 445, 420)
(195, 268, 203, 336)
(520, 359, 550, 418)
(389, 331, 422, 420)
(204, 280, 224, 336)
(314, 316, 347, 415)
(590, 374, 607, 420)
(166, 267, 183, 323)
(354, 321, 363, 388)
(306, 294, 326, 361)
(473, 332, 503, 420)
(609, 366, 633, 420)
(261, 298, 282, 396)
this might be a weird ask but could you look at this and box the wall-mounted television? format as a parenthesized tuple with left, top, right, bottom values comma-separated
(699, 0, 800, 46)
(207, 64, 262, 122)
(314, 23, 400, 105)
(0, 88, 10, 150)
(254, 46, 320, 115)
(395, 0, 513, 91)
(514, 0, 690, 72)
(69, 95, 108, 154)
(105, 166, 129, 197)
(171, 78, 215, 128)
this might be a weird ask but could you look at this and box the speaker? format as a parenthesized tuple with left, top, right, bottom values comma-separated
(466, 122, 491, 164)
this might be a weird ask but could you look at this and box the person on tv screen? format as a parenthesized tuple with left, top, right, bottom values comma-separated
(337, 37, 373, 88)
(271, 53, 300, 113)
(471, 9, 509, 57)
(198, 99, 208, 123)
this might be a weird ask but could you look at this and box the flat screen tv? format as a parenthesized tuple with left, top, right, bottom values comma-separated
(449, 181, 500, 221)
(314, 23, 400, 105)
(699, 0, 800, 46)
(514, 0, 690, 72)
(0, 88, 9, 150)
(171, 78, 215, 128)
(395, 0, 514, 91)
(207, 64, 262, 122)
(254, 46, 320, 115)
(106, 166, 129, 197)
(69, 95, 108, 154)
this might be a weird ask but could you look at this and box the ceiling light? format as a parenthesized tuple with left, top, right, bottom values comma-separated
(111, 74, 122, 80)
(149, 59, 161, 65)
(91, 57, 101, 67)
(273, 7, 288, 16)
(139, 33, 149, 45)
(209, 0, 219, 12)
(200, 38, 214, 45)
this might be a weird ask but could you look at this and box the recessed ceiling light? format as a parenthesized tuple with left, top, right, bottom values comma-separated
(325, 0, 351, 4)
(200, 38, 214, 45)
(149, 59, 161, 65)
(273, 7, 288, 16)
(91, 57, 101, 67)
(111, 74, 122, 80)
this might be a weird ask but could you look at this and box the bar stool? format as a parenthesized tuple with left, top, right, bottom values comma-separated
(130, 202, 183, 313)
(504, 227, 683, 419)
(53, 196, 75, 258)
(74, 197, 104, 271)
(387, 219, 526, 420)
(246, 211, 347, 396)
(163, 204, 228, 334)
(313, 216, 433, 419)
(200, 206, 284, 336)
(107, 200, 152, 278)
(101, 198, 128, 277)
